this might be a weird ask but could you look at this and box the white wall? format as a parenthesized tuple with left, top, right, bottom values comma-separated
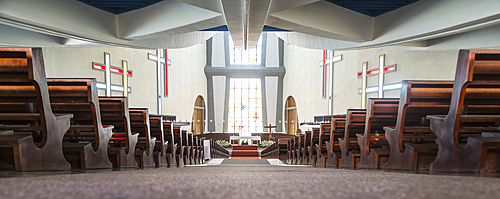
(332, 49, 459, 114)
(42, 45, 207, 123)
(42, 47, 158, 112)
(283, 44, 327, 126)
(163, 43, 207, 123)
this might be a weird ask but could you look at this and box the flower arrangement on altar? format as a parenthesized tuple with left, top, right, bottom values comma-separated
(258, 140, 275, 149)
(216, 140, 232, 148)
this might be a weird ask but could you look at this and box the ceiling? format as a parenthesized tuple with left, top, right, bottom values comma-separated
(78, 0, 164, 14)
(1, 0, 500, 51)
(78, 0, 419, 17)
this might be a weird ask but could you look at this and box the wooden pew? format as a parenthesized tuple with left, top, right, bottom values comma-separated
(186, 132, 194, 165)
(278, 138, 289, 162)
(338, 109, 366, 169)
(47, 78, 113, 170)
(99, 97, 139, 169)
(315, 121, 337, 167)
(309, 127, 320, 166)
(162, 121, 177, 166)
(427, 50, 500, 173)
(287, 137, 295, 164)
(193, 136, 202, 164)
(181, 130, 191, 165)
(172, 123, 185, 166)
(129, 108, 156, 168)
(0, 48, 72, 171)
(302, 131, 312, 165)
(149, 114, 168, 167)
(357, 98, 399, 169)
(325, 116, 346, 168)
(296, 132, 304, 164)
(384, 81, 453, 171)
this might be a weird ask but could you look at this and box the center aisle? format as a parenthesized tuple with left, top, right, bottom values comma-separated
(230, 145, 260, 159)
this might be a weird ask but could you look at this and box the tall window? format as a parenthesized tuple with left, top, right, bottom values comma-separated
(227, 78, 263, 135)
(229, 34, 262, 65)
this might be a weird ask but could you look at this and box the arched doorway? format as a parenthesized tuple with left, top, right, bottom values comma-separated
(284, 96, 298, 136)
(192, 95, 205, 135)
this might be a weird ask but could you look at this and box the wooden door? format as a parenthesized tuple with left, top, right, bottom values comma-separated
(285, 96, 298, 136)
(193, 96, 205, 135)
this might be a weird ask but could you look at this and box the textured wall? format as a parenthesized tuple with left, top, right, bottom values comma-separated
(42, 45, 207, 125)
(282, 44, 327, 126)
(42, 47, 157, 112)
(332, 49, 459, 114)
(163, 43, 207, 123)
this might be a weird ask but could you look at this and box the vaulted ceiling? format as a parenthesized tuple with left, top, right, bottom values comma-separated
(1, 0, 500, 50)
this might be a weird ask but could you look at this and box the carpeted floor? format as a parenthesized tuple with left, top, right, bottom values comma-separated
(0, 160, 500, 199)
(230, 145, 260, 159)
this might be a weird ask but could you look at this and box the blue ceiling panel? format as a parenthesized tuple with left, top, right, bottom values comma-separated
(201, 25, 291, 32)
(325, 0, 420, 17)
(78, 0, 163, 14)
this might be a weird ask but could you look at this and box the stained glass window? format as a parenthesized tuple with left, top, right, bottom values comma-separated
(228, 78, 263, 135)
(229, 34, 262, 65)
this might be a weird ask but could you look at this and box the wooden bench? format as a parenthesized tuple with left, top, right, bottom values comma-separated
(0, 48, 72, 171)
(172, 123, 185, 166)
(129, 108, 156, 168)
(427, 50, 500, 173)
(286, 137, 296, 164)
(162, 121, 177, 166)
(309, 127, 320, 166)
(98, 97, 139, 169)
(325, 116, 346, 168)
(47, 78, 113, 170)
(149, 114, 168, 167)
(296, 131, 304, 164)
(384, 81, 454, 171)
(356, 98, 399, 169)
(185, 132, 194, 165)
(338, 109, 366, 169)
(302, 131, 312, 165)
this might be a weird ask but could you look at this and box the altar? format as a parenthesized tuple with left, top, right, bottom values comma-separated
(230, 135, 261, 144)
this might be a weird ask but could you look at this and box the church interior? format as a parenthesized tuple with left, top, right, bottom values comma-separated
(1, 0, 500, 198)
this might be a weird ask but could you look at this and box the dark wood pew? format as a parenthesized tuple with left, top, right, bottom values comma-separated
(297, 132, 304, 164)
(192, 136, 201, 164)
(278, 138, 289, 162)
(357, 98, 399, 169)
(309, 127, 320, 166)
(172, 123, 185, 166)
(47, 78, 113, 170)
(427, 50, 500, 173)
(287, 137, 295, 164)
(325, 116, 346, 168)
(315, 122, 336, 167)
(338, 109, 366, 169)
(302, 131, 312, 165)
(162, 121, 177, 166)
(129, 108, 156, 168)
(186, 132, 194, 165)
(0, 48, 72, 171)
(98, 97, 139, 169)
(384, 81, 453, 171)
(149, 114, 168, 167)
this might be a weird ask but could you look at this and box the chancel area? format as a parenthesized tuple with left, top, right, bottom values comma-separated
(1, 0, 500, 198)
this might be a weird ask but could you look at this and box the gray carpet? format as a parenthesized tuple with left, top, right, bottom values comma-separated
(0, 164, 500, 199)
(221, 159, 269, 165)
